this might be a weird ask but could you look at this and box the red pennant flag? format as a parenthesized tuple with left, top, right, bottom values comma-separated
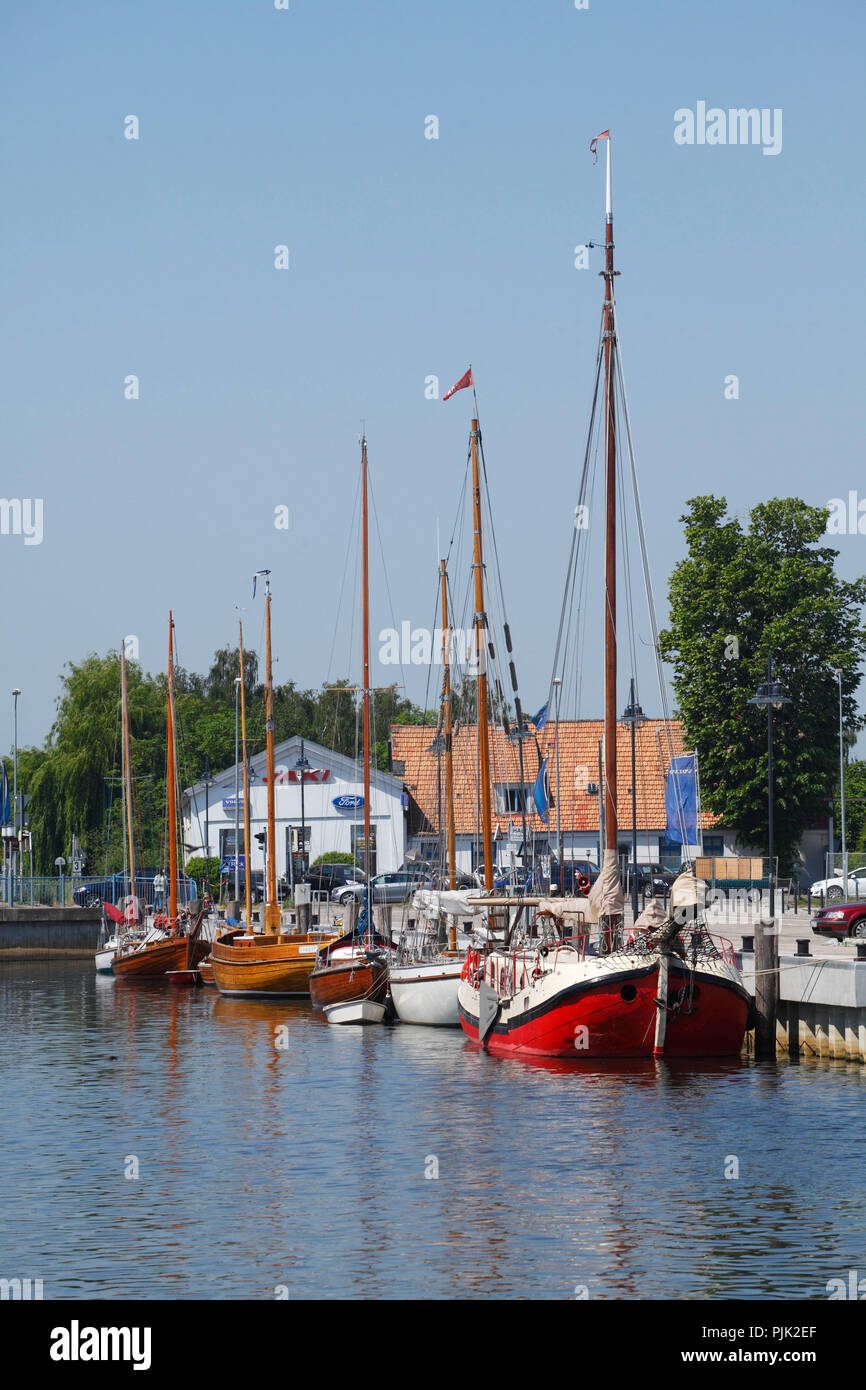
(590, 129, 610, 164)
(443, 367, 473, 402)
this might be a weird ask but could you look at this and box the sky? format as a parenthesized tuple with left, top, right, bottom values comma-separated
(2, 0, 865, 756)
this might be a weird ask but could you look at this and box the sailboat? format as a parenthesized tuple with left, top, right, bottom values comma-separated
(94, 640, 141, 975)
(112, 616, 210, 979)
(211, 582, 339, 997)
(456, 133, 750, 1059)
(388, 485, 484, 1027)
(309, 437, 390, 1023)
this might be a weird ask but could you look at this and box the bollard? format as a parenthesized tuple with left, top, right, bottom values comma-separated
(857, 943, 866, 961)
(796, 939, 811, 957)
(754, 918, 779, 1059)
(742, 935, 754, 953)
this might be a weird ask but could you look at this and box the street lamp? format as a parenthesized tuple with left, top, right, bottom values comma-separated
(294, 739, 311, 884)
(507, 721, 533, 882)
(620, 678, 647, 920)
(831, 667, 848, 900)
(12, 689, 20, 907)
(427, 734, 446, 879)
(748, 655, 791, 920)
(202, 756, 214, 897)
(552, 677, 563, 882)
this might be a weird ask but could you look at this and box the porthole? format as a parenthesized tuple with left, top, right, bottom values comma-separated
(620, 984, 637, 1002)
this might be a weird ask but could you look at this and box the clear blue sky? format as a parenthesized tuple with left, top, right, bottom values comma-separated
(2, 0, 865, 753)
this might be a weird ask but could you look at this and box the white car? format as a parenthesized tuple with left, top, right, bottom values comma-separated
(810, 866, 866, 902)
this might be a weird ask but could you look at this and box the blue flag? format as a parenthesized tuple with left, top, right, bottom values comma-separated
(0, 763, 9, 826)
(531, 703, 548, 731)
(533, 755, 550, 824)
(665, 755, 698, 845)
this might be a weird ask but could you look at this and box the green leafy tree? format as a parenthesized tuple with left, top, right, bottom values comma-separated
(658, 496, 866, 870)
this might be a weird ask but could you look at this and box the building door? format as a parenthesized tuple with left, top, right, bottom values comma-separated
(351, 824, 377, 876)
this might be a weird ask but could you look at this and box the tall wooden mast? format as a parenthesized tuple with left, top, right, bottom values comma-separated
(264, 578, 280, 932)
(361, 437, 372, 938)
(601, 134, 618, 858)
(167, 613, 178, 924)
(238, 621, 252, 931)
(470, 419, 494, 890)
(120, 640, 137, 907)
(440, 559, 457, 893)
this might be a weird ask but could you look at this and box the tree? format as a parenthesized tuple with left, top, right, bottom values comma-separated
(657, 496, 866, 870)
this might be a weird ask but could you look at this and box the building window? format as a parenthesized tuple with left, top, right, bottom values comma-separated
(286, 825, 311, 880)
(494, 785, 534, 815)
(703, 835, 724, 857)
(219, 829, 241, 861)
(351, 824, 377, 876)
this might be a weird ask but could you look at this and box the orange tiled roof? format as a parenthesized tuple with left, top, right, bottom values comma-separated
(390, 720, 719, 837)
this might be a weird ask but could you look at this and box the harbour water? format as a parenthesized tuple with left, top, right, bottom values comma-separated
(1, 958, 864, 1301)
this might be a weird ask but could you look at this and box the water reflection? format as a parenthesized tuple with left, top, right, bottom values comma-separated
(0, 959, 863, 1299)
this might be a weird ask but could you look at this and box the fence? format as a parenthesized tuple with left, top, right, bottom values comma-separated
(0, 874, 199, 909)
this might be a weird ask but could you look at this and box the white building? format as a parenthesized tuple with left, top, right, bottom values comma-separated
(182, 736, 406, 886)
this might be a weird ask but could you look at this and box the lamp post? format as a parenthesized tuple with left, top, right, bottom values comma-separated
(552, 677, 563, 878)
(748, 654, 790, 1060)
(620, 678, 647, 920)
(12, 689, 20, 906)
(234, 677, 241, 901)
(507, 721, 533, 884)
(202, 755, 214, 897)
(832, 667, 847, 900)
(294, 740, 311, 883)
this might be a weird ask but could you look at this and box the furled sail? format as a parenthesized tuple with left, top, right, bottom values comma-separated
(587, 848, 624, 923)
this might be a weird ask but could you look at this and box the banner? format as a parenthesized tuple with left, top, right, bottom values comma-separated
(665, 754, 698, 845)
(533, 755, 550, 825)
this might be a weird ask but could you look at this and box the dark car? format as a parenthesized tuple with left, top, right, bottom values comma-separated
(550, 860, 599, 894)
(627, 863, 678, 895)
(222, 870, 290, 905)
(74, 870, 197, 909)
(299, 862, 359, 893)
(812, 901, 866, 939)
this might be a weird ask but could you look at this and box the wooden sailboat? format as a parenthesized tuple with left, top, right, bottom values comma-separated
(94, 643, 139, 975)
(388, 554, 469, 1027)
(211, 583, 339, 997)
(113, 615, 210, 980)
(456, 134, 750, 1058)
(309, 437, 390, 1020)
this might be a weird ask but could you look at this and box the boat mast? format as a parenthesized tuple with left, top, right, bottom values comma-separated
(361, 436, 372, 942)
(120, 640, 137, 908)
(238, 621, 252, 932)
(167, 613, 178, 925)
(601, 133, 618, 862)
(440, 559, 457, 894)
(470, 419, 494, 890)
(264, 577, 280, 933)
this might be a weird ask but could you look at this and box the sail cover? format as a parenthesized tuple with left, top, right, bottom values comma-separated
(411, 889, 488, 920)
(587, 849, 625, 923)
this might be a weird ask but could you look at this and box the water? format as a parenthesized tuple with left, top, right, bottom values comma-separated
(1, 958, 864, 1300)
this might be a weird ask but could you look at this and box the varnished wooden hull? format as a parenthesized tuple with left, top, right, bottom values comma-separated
(309, 958, 389, 1011)
(198, 959, 216, 986)
(112, 935, 209, 979)
(211, 933, 338, 997)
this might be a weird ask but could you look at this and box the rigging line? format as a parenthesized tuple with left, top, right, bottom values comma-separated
(614, 359, 639, 689)
(547, 319, 605, 713)
(614, 309, 690, 850)
(325, 465, 363, 687)
(368, 467, 409, 702)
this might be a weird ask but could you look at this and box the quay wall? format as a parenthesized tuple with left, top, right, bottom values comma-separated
(740, 946, 866, 1062)
(0, 908, 101, 956)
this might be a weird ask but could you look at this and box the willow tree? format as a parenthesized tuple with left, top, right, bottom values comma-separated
(657, 496, 866, 870)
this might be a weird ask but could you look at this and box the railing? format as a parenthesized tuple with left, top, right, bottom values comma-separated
(0, 874, 198, 909)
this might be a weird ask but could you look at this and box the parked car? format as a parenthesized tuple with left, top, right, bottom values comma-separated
(550, 860, 599, 894)
(812, 901, 866, 939)
(300, 862, 359, 893)
(626, 863, 678, 894)
(74, 870, 197, 909)
(331, 870, 433, 905)
(810, 867, 866, 903)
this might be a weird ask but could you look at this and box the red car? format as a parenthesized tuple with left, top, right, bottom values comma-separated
(812, 901, 866, 939)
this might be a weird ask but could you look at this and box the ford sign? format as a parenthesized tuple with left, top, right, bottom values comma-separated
(333, 795, 364, 810)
